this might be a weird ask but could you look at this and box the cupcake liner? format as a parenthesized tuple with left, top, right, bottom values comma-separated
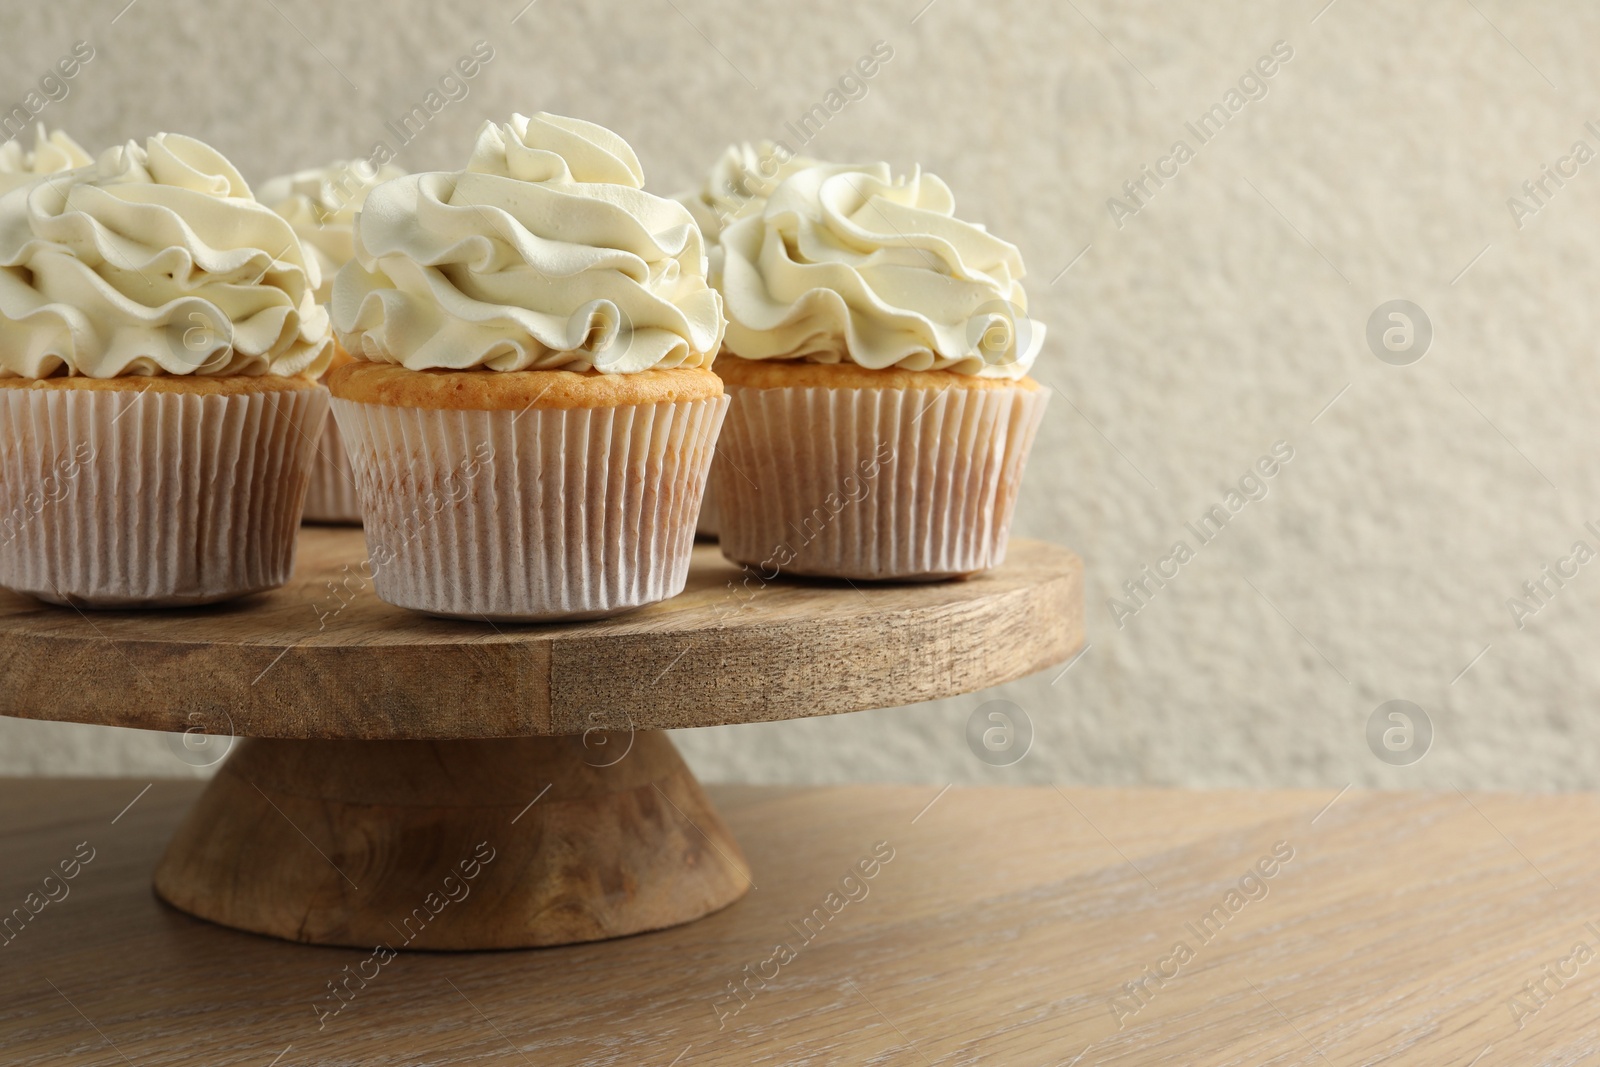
(330, 394, 729, 621)
(302, 386, 363, 524)
(714, 382, 1048, 580)
(695, 475, 721, 540)
(0, 385, 328, 607)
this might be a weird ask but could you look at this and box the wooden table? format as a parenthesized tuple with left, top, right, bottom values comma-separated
(2, 778, 1595, 1066)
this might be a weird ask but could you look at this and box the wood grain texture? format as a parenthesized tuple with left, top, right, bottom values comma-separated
(4, 778, 1599, 1065)
(151, 734, 750, 950)
(0, 528, 1082, 739)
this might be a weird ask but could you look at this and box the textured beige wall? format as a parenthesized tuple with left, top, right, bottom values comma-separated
(2, 0, 1598, 790)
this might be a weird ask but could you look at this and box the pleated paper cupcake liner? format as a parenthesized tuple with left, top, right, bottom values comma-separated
(713, 383, 1049, 580)
(302, 387, 363, 525)
(330, 395, 729, 621)
(695, 476, 721, 541)
(0, 385, 328, 607)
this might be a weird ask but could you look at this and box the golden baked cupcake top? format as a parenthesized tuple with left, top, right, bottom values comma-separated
(331, 112, 725, 376)
(327, 360, 721, 411)
(713, 353, 1044, 393)
(0, 373, 319, 395)
(717, 162, 1045, 380)
(0, 132, 332, 381)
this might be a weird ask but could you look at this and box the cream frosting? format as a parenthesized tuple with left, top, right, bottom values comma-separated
(718, 162, 1045, 379)
(333, 112, 724, 374)
(0, 133, 331, 379)
(0, 126, 93, 195)
(259, 160, 406, 304)
(675, 141, 818, 243)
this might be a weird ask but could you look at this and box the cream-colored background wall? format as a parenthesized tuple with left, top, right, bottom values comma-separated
(2, 0, 1598, 790)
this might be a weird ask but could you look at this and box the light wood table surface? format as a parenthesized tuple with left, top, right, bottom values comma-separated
(2, 777, 1595, 1066)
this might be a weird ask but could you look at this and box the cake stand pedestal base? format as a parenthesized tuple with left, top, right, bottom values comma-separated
(152, 732, 751, 950)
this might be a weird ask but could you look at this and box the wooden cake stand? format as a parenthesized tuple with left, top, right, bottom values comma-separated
(0, 528, 1082, 951)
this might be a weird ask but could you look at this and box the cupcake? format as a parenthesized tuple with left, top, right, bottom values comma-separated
(674, 141, 815, 541)
(711, 162, 1048, 581)
(0, 133, 332, 607)
(328, 113, 727, 621)
(260, 160, 405, 525)
(0, 125, 93, 194)
(674, 141, 818, 266)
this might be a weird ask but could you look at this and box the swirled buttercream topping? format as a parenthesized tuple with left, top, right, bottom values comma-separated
(260, 160, 406, 304)
(332, 112, 724, 374)
(718, 162, 1045, 379)
(0, 132, 331, 379)
(0, 126, 93, 195)
(674, 141, 818, 243)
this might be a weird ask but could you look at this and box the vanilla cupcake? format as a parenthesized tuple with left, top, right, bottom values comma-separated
(712, 162, 1048, 580)
(329, 113, 726, 621)
(0, 133, 332, 607)
(675, 141, 816, 541)
(674, 141, 818, 267)
(0, 126, 93, 195)
(260, 160, 405, 524)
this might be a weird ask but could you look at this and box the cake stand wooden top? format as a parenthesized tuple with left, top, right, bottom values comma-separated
(0, 527, 1082, 740)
